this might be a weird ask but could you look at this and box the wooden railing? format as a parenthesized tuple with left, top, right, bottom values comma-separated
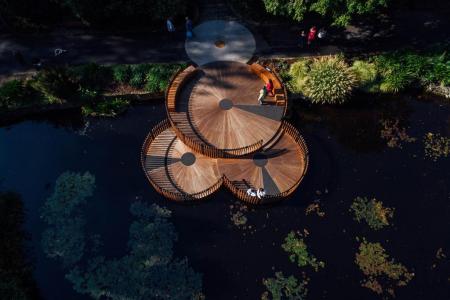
(222, 121, 309, 204)
(141, 119, 226, 201)
(270, 121, 309, 200)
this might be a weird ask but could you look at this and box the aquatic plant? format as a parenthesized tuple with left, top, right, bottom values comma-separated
(424, 132, 450, 161)
(261, 272, 308, 300)
(41, 171, 95, 268)
(282, 231, 325, 271)
(66, 201, 202, 300)
(305, 203, 325, 217)
(0, 191, 39, 300)
(304, 56, 357, 104)
(350, 197, 394, 230)
(81, 97, 130, 117)
(380, 119, 416, 148)
(41, 173, 202, 299)
(355, 239, 414, 297)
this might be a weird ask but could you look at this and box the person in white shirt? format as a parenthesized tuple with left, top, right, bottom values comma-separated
(166, 18, 175, 33)
(257, 188, 266, 199)
(246, 188, 257, 197)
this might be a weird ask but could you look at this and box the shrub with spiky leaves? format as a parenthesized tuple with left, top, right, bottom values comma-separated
(303, 56, 357, 104)
(351, 60, 379, 92)
(288, 59, 311, 94)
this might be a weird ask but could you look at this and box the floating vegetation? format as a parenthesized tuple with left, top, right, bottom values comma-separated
(282, 231, 325, 271)
(0, 191, 40, 300)
(355, 239, 414, 297)
(229, 202, 248, 228)
(380, 119, 416, 148)
(424, 132, 450, 161)
(305, 202, 325, 217)
(41, 172, 202, 300)
(350, 197, 394, 230)
(261, 271, 309, 300)
(41, 171, 96, 267)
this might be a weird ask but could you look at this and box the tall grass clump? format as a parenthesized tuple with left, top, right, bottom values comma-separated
(303, 56, 357, 104)
(351, 60, 379, 92)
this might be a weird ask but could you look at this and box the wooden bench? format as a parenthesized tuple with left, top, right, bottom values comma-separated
(166, 66, 198, 112)
(250, 63, 286, 106)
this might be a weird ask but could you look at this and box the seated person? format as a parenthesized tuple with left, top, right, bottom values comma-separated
(246, 188, 257, 197)
(266, 79, 274, 96)
(257, 188, 266, 199)
(258, 86, 267, 104)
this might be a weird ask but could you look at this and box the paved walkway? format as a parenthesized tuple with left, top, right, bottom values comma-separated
(185, 20, 256, 65)
(0, 2, 449, 81)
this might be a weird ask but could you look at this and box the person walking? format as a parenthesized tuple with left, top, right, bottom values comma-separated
(299, 30, 306, 49)
(185, 16, 193, 39)
(317, 28, 326, 46)
(307, 26, 317, 47)
(266, 79, 274, 96)
(258, 86, 267, 104)
(166, 17, 175, 33)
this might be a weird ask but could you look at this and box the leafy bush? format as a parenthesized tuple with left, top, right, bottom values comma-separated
(81, 97, 130, 117)
(350, 197, 394, 230)
(30, 67, 78, 104)
(129, 64, 153, 88)
(281, 231, 325, 271)
(288, 59, 311, 94)
(0, 80, 27, 109)
(355, 239, 414, 296)
(144, 64, 185, 93)
(70, 63, 112, 91)
(351, 60, 379, 92)
(261, 272, 308, 300)
(301, 56, 357, 104)
(112, 64, 132, 84)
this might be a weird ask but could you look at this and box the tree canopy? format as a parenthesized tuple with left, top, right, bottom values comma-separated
(262, 0, 389, 26)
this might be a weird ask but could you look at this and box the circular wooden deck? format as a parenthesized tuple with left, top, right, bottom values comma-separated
(186, 61, 286, 151)
(141, 121, 222, 201)
(219, 125, 308, 203)
(142, 120, 308, 203)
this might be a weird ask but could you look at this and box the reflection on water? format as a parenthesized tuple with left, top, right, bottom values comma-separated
(0, 96, 450, 300)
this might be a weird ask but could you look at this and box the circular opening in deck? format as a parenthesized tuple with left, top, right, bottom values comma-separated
(181, 152, 196, 166)
(219, 98, 233, 110)
(253, 153, 268, 167)
(214, 40, 226, 48)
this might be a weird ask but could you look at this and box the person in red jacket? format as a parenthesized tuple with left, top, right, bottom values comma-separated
(266, 79, 274, 96)
(307, 26, 317, 46)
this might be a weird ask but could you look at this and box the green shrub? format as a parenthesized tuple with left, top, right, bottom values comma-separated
(81, 97, 130, 117)
(375, 54, 416, 93)
(112, 64, 132, 84)
(129, 64, 152, 88)
(423, 53, 450, 86)
(0, 80, 26, 109)
(30, 67, 78, 104)
(288, 59, 311, 93)
(70, 63, 112, 91)
(303, 56, 357, 104)
(351, 60, 379, 92)
(144, 64, 183, 93)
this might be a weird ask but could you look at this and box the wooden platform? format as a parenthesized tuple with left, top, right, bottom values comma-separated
(141, 120, 308, 203)
(170, 61, 286, 156)
(142, 63, 308, 204)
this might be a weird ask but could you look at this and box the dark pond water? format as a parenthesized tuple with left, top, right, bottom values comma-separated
(1, 94, 449, 300)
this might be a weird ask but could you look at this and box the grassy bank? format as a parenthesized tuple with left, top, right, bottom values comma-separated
(0, 62, 187, 119)
(266, 46, 450, 104)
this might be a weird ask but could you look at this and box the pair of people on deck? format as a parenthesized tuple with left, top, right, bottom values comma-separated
(247, 188, 266, 199)
(258, 79, 274, 104)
